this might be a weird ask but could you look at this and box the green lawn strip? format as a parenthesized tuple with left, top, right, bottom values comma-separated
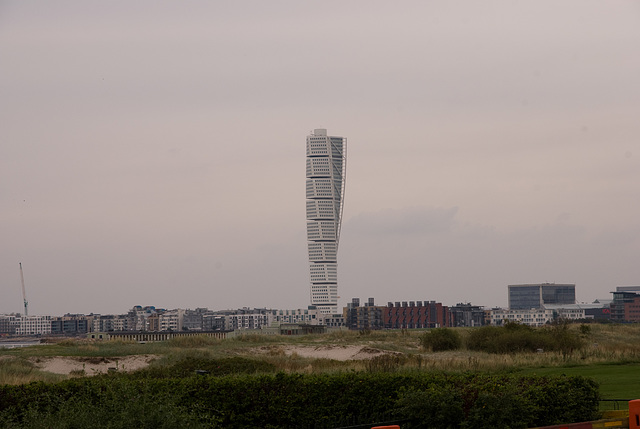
(516, 363, 640, 403)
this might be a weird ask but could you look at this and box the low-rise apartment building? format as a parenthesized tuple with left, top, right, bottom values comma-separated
(51, 314, 90, 335)
(269, 307, 322, 325)
(490, 308, 555, 327)
(345, 298, 383, 330)
(0, 315, 18, 336)
(15, 315, 52, 336)
(448, 303, 485, 327)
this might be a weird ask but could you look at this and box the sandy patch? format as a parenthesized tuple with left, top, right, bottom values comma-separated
(283, 345, 399, 361)
(30, 355, 156, 376)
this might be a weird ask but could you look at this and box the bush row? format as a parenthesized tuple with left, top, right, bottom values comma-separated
(422, 321, 586, 354)
(0, 372, 599, 428)
(128, 356, 276, 379)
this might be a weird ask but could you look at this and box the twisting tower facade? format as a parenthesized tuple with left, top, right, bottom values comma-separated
(306, 129, 346, 315)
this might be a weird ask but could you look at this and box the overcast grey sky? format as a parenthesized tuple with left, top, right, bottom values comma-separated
(2, 1, 639, 316)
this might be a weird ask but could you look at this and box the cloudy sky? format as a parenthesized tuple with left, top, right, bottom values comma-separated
(2, 1, 639, 316)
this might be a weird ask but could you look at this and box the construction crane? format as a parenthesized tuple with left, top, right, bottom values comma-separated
(19, 262, 28, 316)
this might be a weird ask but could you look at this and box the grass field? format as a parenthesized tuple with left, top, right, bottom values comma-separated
(516, 363, 640, 401)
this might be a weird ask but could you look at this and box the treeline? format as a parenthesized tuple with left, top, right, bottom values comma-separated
(0, 370, 599, 428)
(422, 321, 587, 354)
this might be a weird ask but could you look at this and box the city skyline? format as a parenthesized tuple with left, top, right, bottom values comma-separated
(0, 281, 619, 319)
(2, 1, 639, 315)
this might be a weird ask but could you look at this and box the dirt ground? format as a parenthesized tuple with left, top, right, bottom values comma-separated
(281, 345, 399, 360)
(29, 345, 395, 376)
(30, 355, 156, 375)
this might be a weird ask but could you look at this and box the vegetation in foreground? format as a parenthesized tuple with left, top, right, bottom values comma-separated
(2, 322, 640, 427)
(4, 322, 640, 383)
(0, 372, 599, 429)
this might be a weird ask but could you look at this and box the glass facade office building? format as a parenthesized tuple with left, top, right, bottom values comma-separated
(306, 129, 346, 315)
(508, 283, 576, 310)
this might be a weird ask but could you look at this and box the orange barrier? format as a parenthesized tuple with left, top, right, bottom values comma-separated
(630, 399, 640, 429)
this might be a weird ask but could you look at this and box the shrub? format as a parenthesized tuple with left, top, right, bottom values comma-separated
(461, 386, 535, 429)
(580, 324, 592, 336)
(547, 321, 585, 357)
(504, 320, 533, 332)
(466, 322, 584, 354)
(130, 356, 275, 379)
(465, 326, 502, 352)
(396, 386, 464, 428)
(0, 380, 216, 429)
(421, 328, 462, 352)
(525, 375, 601, 425)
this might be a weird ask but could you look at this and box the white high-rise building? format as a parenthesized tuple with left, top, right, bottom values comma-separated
(306, 129, 346, 314)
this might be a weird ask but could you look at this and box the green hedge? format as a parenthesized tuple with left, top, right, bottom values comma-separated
(0, 372, 599, 428)
(467, 322, 585, 354)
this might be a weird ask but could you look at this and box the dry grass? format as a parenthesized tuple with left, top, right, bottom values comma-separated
(166, 334, 223, 348)
(264, 324, 640, 373)
(0, 356, 66, 385)
(3, 323, 640, 384)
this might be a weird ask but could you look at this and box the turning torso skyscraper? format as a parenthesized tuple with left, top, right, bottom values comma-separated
(306, 129, 346, 315)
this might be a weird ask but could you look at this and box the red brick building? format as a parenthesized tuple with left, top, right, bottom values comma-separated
(384, 300, 449, 329)
(611, 287, 640, 322)
(622, 296, 640, 322)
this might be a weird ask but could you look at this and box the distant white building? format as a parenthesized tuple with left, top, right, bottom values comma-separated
(226, 312, 270, 330)
(490, 308, 555, 327)
(182, 309, 205, 331)
(112, 317, 127, 331)
(159, 309, 185, 331)
(323, 313, 346, 328)
(268, 307, 322, 325)
(92, 314, 128, 332)
(202, 313, 226, 331)
(126, 305, 158, 331)
(542, 304, 586, 321)
(15, 315, 52, 335)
